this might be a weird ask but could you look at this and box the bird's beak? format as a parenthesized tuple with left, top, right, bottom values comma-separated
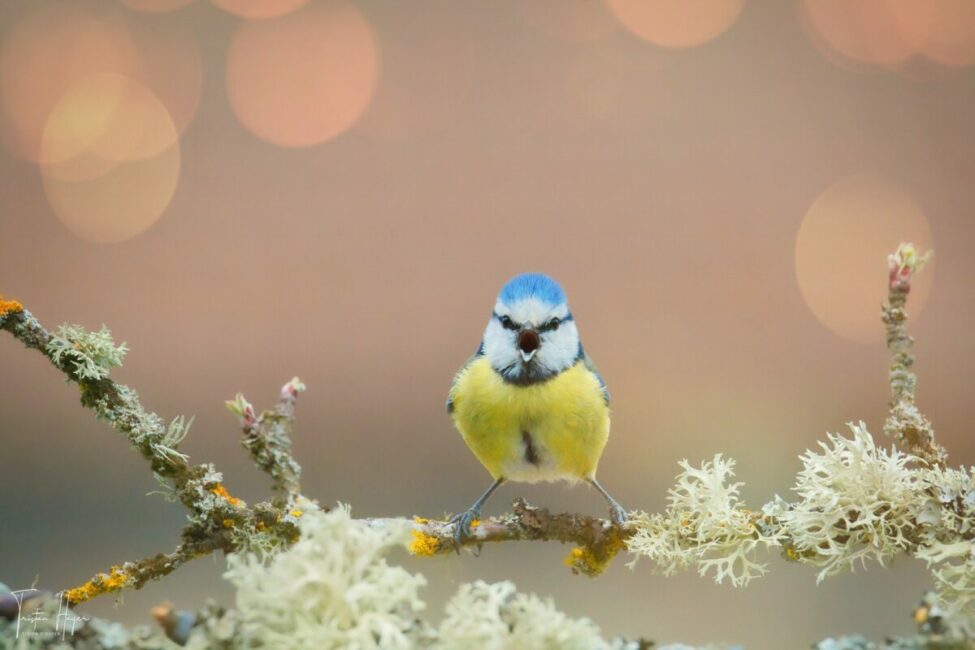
(518, 329, 540, 363)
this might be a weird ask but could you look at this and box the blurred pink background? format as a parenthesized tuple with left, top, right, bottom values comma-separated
(2, 0, 975, 646)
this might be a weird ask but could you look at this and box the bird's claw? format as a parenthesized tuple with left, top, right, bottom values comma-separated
(449, 508, 480, 549)
(609, 504, 627, 527)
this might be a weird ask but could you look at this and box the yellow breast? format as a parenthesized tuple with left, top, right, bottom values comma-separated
(449, 357, 610, 482)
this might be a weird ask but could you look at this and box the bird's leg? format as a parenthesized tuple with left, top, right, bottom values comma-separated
(450, 477, 505, 546)
(589, 477, 627, 526)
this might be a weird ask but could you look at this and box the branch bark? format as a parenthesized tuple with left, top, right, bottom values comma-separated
(0, 242, 942, 602)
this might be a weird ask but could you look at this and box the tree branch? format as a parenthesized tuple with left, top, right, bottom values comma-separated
(0, 303, 303, 604)
(0, 241, 949, 605)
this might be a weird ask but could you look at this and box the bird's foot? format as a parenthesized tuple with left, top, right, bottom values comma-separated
(449, 508, 481, 548)
(609, 503, 628, 527)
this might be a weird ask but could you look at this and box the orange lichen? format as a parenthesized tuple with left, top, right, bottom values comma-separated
(914, 604, 929, 625)
(210, 483, 244, 507)
(409, 529, 441, 557)
(0, 296, 23, 318)
(64, 566, 130, 605)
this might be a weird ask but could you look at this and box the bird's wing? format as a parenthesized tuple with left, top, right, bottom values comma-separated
(446, 342, 484, 414)
(580, 346, 611, 406)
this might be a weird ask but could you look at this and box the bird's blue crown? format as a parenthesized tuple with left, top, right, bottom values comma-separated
(498, 273, 566, 307)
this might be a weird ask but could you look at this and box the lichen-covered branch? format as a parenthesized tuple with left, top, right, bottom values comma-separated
(0, 302, 304, 604)
(379, 498, 628, 576)
(882, 243, 945, 467)
(227, 379, 305, 507)
(4, 242, 975, 648)
(623, 244, 975, 625)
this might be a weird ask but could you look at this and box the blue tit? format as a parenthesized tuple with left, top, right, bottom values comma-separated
(447, 273, 625, 542)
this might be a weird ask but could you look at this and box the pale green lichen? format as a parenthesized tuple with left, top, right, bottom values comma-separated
(777, 422, 921, 582)
(151, 415, 193, 464)
(626, 454, 778, 587)
(437, 580, 610, 650)
(46, 323, 127, 380)
(223, 503, 429, 649)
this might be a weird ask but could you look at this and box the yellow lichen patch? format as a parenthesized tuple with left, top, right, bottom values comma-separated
(914, 605, 929, 625)
(64, 567, 130, 605)
(413, 516, 430, 525)
(409, 529, 441, 557)
(290, 509, 303, 518)
(564, 547, 585, 567)
(210, 483, 244, 507)
(0, 296, 23, 318)
(785, 547, 799, 561)
(470, 519, 481, 528)
(222, 518, 236, 528)
(565, 532, 627, 577)
(256, 521, 266, 531)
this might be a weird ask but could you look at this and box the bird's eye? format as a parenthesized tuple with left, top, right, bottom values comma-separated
(499, 315, 517, 330)
(540, 318, 561, 332)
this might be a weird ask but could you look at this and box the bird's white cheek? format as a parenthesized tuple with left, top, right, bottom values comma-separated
(482, 321, 518, 367)
(537, 324, 580, 372)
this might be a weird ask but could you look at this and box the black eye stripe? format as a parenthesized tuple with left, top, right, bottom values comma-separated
(493, 311, 573, 332)
(494, 312, 519, 330)
(538, 318, 560, 332)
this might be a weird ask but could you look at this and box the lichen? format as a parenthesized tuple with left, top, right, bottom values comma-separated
(64, 567, 131, 605)
(564, 532, 626, 577)
(223, 504, 429, 649)
(211, 484, 245, 508)
(0, 295, 23, 319)
(437, 580, 610, 650)
(777, 422, 921, 582)
(409, 530, 440, 557)
(46, 323, 127, 381)
(626, 454, 777, 587)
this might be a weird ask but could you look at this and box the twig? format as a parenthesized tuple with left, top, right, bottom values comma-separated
(376, 498, 629, 576)
(229, 379, 305, 506)
(882, 243, 945, 467)
(0, 304, 303, 604)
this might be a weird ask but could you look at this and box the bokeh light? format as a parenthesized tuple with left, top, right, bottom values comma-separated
(800, 0, 916, 66)
(517, 0, 618, 43)
(125, 18, 204, 139)
(44, 74, 178, 168)
(41, 136, 180, 245)
(356, 3, 477, 141)
(795, 173, 934, 344)
(0, 3, 137, 162)
(225, 1, 378, 147)
(603, 0, 746, 48)
(211, 0, 309, 20)
(887, 0, 975, 67)
(119, 0, 195, 13)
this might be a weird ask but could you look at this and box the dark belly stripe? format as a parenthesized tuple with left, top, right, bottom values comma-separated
(522, 430, 540, 466)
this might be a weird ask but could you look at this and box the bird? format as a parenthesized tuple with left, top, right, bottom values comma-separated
(447, 272, 626, 543)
